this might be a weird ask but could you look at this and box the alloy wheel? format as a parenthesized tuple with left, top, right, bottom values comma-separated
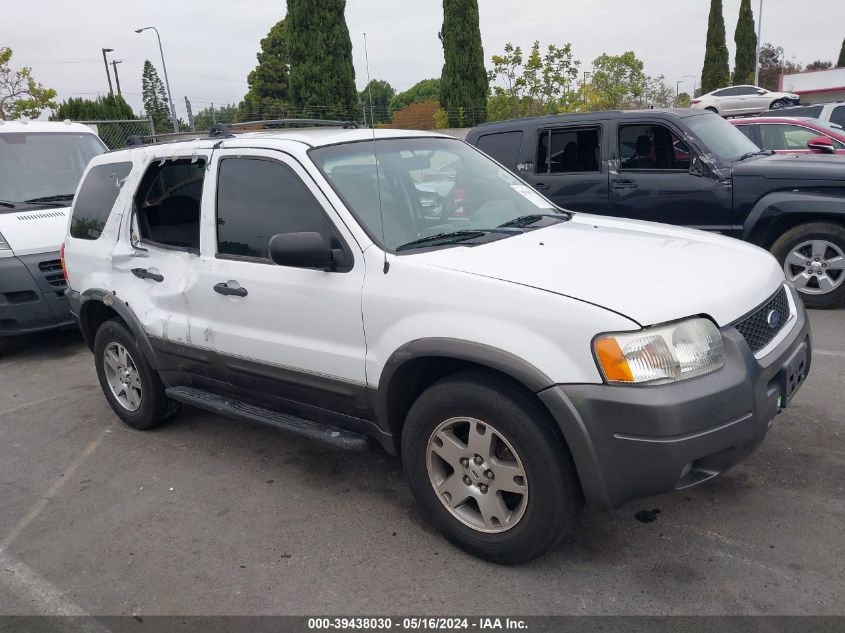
(783, 239, 845, 295)
(103, 342, 143, 411)
(426, 417, 528, 533)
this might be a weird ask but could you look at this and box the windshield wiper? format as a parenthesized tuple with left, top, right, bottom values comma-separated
(396, 229, 519, 252)
(735, 150, 773, 162)
(498, 213, 570, 229)
(0, 200, 16, 209)
(23, 193, 75, 204)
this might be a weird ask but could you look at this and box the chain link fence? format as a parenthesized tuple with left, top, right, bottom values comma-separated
(74, 119, 155, 150)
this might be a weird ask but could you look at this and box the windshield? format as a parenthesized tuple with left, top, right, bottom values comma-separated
(686, 113, 760, 162)
(310, 137, 561, 251)
(0, 132, 106, 212)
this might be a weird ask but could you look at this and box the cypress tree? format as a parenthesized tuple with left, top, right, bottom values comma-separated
(838, 38, 845, 67)
(286, 0, 357, 120)
(141, 60, 172, 133)
(701, 0, 730, 93)
(733, 0, 757, 85)
(440, 0, 488, 127)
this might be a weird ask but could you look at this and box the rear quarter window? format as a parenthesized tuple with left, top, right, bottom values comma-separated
(475, 131, 523, 170)
(70, 162, 133, 240)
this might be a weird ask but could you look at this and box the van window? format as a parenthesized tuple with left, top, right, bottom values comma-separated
(216, 157, 339, 261)
(70, 162, 133, 240)
(536, 127, 601, 174)
(0, 132, 106, 211)
(475, 131, 523, 169)
(134, 158, 205, 251)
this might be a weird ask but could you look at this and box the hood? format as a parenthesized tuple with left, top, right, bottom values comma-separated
(733, 153, 845, 180)
(0, 206, 69, 256)
(407, 214, 785, 327)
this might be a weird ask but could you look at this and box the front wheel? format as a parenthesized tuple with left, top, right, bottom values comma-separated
(402, 371, 582, 564)
(770, 99, 788, 110)
(771, 222, 845, 309)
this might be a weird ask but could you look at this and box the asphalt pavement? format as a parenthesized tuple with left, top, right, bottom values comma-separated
(0, 310, 843, 616)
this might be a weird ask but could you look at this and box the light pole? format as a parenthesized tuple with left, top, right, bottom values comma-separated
(101, 48, 114, 96)
(754, 0, 763, 86)
(111, 59, 123, 97)
(683, 74, 697, 97)
(135, 26, 179, 133)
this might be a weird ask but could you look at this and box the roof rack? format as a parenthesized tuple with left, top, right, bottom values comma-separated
(124, 118, 360, 148)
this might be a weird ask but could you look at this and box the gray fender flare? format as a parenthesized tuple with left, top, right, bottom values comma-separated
(743, 191, 845, 243)
(76, 288, 162, 369)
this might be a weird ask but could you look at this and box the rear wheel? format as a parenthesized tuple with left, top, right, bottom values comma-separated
(771, 222, 845, 309)
(402, 371, 582, 563)
(94, 318, 178, 429)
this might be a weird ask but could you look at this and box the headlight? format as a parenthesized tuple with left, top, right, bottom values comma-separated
(0, 230, 11, 252)
(594, 317, 726, 385)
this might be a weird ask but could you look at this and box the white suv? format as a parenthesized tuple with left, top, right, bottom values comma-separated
(691, 85, 800, 117)
(63, 122, 811, 562)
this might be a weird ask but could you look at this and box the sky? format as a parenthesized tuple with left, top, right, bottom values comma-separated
(6, 0, 844, 121)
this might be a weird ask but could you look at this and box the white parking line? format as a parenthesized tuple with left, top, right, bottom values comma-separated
(0, 426, 113, 628)
(814, 349, 845, 359)
(0, 388, 88, 419)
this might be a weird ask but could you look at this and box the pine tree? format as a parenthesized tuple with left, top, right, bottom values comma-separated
(838, 38, 845, 67)
(141, 60, 172, 133)
(733, 0, 757, 85)
(701, 0, 730, 93)
(285, 0, 357, 119)
(440, 0, 488, 127)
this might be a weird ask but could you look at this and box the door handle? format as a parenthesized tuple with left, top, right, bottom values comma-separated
(131, 268, 164, 282)
(213, 282, 248, 297)
(533, 183, 550, 191)
(611, 179, 638, 190)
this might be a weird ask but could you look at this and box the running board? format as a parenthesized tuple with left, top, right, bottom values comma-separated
(165, 386, 369, 451)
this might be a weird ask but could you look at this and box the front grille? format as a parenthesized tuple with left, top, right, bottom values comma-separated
(38, 259, 66, 289)
(734, 286, 790, 353)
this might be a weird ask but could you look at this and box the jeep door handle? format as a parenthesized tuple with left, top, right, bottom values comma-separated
(533, 183, 550, 191)
(131, 268, 164, 282)
(611, 179, 638, 190)
(213, 282, 248, 297)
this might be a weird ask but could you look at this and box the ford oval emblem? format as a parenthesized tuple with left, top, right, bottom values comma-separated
(766, 309, 780, 329)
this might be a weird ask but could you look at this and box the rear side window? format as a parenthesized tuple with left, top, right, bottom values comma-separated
(134, 158, 205, 251)
(475, 131, 523, 169)
(831, 106, 845, 127)
(70, 162, 132, 240)
(216, 157, 338, 260)
(537, 127, 601, 174)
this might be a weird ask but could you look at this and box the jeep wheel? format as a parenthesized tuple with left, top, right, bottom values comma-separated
(772, 222, 845, 309)
(94, 318, 179, 429)
(402, 371, 582, 564)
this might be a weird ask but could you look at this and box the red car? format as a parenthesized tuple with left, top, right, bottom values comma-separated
(731, 116, 845, 155)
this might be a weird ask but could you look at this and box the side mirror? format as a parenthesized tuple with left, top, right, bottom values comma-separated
(807, 136, 835, 154)
(757, 89, 767, 95)
(689, 154, 710, 177)
(268, 232, 347, 271)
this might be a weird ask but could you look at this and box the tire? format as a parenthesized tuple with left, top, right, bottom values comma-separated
(401, 370, 583, 564)
(94, 318, 178, 429)
(771, 222, 845, 309)
(770, 99, 788, 110)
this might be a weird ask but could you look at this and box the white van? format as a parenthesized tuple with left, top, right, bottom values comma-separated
(0, 120, 106, 346)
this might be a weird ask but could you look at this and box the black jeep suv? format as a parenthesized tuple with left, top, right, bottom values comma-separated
(466, 109, 845, 308)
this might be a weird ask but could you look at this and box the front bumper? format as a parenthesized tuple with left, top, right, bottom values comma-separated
(0, 252, 74, 338)
(539, 289, 811, 509)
